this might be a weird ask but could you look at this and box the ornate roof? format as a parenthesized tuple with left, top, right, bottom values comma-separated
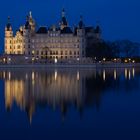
(37, 27, 48, 34)
(61, 27, 73, 34)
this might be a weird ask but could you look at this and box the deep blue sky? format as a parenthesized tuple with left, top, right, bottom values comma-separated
(0, 0, 140, 51)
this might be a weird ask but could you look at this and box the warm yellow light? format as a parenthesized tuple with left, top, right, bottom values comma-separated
(8, 72, 11, 80)
(132, 68, 135, 78)
(3, 58, 6, 62)
(114, 69, 117, 80)
(125, 59, 128, 63)
(32, 72, 35, 85)
(103, 70, 106, 81)
(128, 70, 131, 80)
(55, 70, 57, 81)
(125, 68, 127, 79)
(77, 71, 80, 81)
(32, 72, 35, 81)
(32, 50, 35, 55)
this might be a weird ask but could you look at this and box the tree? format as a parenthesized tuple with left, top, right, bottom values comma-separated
(86, 41, 114, 60)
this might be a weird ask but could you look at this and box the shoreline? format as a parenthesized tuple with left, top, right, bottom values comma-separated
(0, 63, 139, 69)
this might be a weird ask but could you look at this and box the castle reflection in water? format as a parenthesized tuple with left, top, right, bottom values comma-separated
(0, 68, 137, 123)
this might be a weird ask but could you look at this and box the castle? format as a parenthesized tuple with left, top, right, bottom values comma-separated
(4, 9, 101, 62)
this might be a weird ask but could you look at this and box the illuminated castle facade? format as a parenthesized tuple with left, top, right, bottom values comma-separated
(4, 9, 101, 61)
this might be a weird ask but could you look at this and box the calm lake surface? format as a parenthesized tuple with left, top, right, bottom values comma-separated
(0, 68, 140, 140)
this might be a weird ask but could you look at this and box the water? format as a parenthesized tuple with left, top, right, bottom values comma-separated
(0, 68, 140, 140)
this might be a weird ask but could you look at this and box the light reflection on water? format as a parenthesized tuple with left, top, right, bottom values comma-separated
(0, 68, 140, 139)
(0, 68, 137, 120)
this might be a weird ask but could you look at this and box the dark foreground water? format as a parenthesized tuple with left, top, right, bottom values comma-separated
(0, 68, 140, 140)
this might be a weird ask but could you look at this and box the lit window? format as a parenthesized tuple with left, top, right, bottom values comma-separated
(32, 50, 35, 55)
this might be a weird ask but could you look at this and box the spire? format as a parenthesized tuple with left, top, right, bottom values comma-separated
(25, 15, 30, 29)
(80, 15, 83, 21)
(6, 16, 12, 31)
(95, 20, 101, 33)
(62, 8, 65, 17)
(8, 16, 10, 24)
(60, 8, 68, 29)
(29, 11, 32, 18)
(26, 15, 29, 21)
(25, 11, 36, 32)
(78, 15, 84, 29)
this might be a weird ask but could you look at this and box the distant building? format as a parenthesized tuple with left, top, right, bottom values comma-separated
(4, 9, 101, 62)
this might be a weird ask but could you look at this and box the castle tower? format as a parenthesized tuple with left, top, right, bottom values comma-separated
(77, 15, 85, 36)
(95, 24, 101, 40)
(77, 16, 86, 58)
(23, 12, 36, 56)
(24, 12, 36, 35)
(5, 17, 13, 37)
(5, 17, 13, 54)
(28, 11, 36, 34)
(60, 8, 68, 30)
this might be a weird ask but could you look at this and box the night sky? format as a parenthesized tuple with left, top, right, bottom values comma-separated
(0, 0, 140, 52)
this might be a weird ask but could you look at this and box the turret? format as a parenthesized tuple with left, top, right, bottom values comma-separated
(60, 8, 68, 30)
(5, 17, 13, 37)
(95, 24, 101, 40)
(24, 12, 36, 35)
(77, 16, 86, 58)
(77, 16, 85, 37)
(23, 12, 36, 56)
(78, 15, 85, 29)
(29, 11, 36, 33)
(5, 17, 14, 54)
(23, 16, 30, 36)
